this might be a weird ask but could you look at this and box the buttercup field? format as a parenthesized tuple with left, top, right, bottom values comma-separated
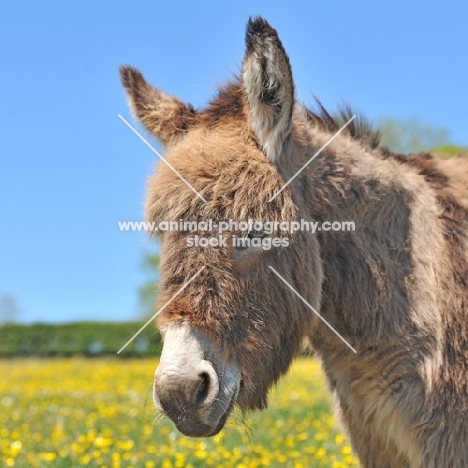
(1, 358, 359, 467)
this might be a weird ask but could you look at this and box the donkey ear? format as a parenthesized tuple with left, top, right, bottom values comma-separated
(119, 66, 197, 146)
(242, 17, 295, 164)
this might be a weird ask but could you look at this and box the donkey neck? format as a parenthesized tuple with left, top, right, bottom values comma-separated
(289, 120, 420, 348)
(288, 118, 412, 228)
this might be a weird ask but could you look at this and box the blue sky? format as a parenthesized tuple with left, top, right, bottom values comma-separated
(1, 0, 466, 322)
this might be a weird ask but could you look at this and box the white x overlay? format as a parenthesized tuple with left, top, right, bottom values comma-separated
(118, 114, 206, 202)
(118, 112, 357, 355)
(268, 115, 356, 202)
(269, 266, 357, 353)
(117, 266, 206, 354)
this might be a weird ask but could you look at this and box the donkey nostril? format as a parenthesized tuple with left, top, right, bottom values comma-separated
(192, 361, 219, 408)
(195, 372, 210, 404)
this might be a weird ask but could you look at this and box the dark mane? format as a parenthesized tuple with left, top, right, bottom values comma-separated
(380, 149, 449, 190)
(199, 80, 382, 153)
(306, 98, 381, 150)
(198, 81, 245, 127)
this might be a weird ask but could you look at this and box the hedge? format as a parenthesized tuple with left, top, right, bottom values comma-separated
(0, 322, 162, 357)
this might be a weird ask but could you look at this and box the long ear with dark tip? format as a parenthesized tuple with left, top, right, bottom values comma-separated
(119, 66, 197, 146)
(242, 17, 295, 163)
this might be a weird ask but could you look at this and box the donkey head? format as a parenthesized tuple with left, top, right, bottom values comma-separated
(121, 17, 322, 437)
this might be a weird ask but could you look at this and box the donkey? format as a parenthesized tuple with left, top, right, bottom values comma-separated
(120, 17, 468, 468)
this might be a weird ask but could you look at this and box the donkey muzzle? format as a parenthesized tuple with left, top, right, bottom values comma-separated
(153, 322, 240, 437)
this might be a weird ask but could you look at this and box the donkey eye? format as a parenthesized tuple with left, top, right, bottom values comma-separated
(235, 229, 269, 251)
(247, 229, 267, 239)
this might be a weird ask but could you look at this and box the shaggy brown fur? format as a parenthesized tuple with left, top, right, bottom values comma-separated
(121, 16, 468, 468)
